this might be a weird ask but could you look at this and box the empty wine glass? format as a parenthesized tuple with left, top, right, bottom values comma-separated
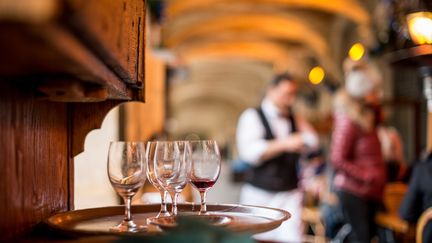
(153, 141, 189, 216)
(107, 141, 146, 232)
(145, 141, 170, 223)
(188, 140, 221, 215)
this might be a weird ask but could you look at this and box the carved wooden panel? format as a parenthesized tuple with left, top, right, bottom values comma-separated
(71, 101, 122, 157)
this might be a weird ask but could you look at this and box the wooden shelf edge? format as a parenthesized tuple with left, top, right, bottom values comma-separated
(39, 23, 135, 101)
(0, 22, 143, 102)
(385, 45, 432, 67)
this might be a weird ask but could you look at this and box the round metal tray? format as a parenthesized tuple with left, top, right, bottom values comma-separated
(45, 203, 290, 236)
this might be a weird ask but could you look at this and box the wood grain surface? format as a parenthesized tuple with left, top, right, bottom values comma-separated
(0, 23, 131, 101)
(66, 0, 146, 85)
(0, 83, 69, 240)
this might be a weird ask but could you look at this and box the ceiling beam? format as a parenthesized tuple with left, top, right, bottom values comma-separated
(176, 40, 311, 78)
(164, 13, 328, 56)
(166, 0, 370, 25)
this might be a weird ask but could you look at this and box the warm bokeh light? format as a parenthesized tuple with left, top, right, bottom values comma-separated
(308, 66, 325, 85)
(348, 43, 365, 61)
(407, 11, 432, 45)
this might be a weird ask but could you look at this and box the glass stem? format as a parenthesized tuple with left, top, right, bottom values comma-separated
(160, 190, 168, 214)
(169, 191, 179, 216)
(123, 196, 132, 222)
(199, 190, 208, 214)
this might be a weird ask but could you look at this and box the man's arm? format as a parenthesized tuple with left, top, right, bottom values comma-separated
(296, 115, 319, 149)
(258, 134, 305, 161)
(236, 109, 306, 165)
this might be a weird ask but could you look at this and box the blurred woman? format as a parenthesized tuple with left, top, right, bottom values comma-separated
(330, 64, 387, 243)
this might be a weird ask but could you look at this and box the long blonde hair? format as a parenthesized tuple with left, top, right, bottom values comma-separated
(333, 89, 375, 132)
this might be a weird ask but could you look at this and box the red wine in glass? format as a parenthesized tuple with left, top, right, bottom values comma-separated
(187, 140, 221, 215)
(191, 179, 216, 192)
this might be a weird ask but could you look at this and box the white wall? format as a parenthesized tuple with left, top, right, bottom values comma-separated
(74, 108, 120, 209)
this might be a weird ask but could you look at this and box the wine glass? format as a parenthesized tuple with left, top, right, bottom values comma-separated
(145, 141, 170, 223)
(107, 141, 146, 232)
(188, 140, 221, 215)
(153, 141, 189, 216)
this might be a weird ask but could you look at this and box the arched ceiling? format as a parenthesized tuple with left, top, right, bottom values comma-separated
(160, 0, 377, 139)
(164, 12, 329, 51)
(162, 1, 373, 81)
(166, 0, 370, 25)
(170, 59, 273, 110)
(164, 12, 336, 77)
(177, 40, 309, 77)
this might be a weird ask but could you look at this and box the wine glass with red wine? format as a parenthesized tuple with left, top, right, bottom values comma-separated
(107, 141, 146, 232)
(188, 140, 221, 215)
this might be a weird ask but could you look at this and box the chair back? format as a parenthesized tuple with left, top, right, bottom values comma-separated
(416, 207, 432, 243)
(383, 182, 408, 215)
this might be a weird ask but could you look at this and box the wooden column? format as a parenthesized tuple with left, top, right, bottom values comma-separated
(123, 51, 166, 141)
(0, 83, 69, 240)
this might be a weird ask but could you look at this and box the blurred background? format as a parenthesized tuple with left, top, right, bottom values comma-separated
(74, 0, 432, 210)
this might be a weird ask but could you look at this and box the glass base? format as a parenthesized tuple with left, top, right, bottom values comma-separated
(109, 220, 147, 233)
(146, 211, 171, 225)
(148, 214, 232, 230)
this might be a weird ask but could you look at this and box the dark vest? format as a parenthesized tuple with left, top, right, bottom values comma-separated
(245, 107, 300, 191)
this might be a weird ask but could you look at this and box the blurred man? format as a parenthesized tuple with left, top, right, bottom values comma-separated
(236, 73, 318, 242)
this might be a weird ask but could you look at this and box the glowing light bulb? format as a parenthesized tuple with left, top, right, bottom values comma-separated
(348, 43, 365, 61)
(308, 66, 325, 85)
(407, 11, 432, 45)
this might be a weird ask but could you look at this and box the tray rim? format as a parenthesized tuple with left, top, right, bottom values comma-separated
(44, 203, 291, 236)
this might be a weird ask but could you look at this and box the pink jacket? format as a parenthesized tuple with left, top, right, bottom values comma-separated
(330, 113, 387, 201)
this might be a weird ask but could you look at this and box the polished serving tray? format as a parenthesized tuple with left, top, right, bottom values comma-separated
(45, 203, 290, 236)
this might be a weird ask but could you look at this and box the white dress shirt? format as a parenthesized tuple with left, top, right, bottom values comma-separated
(236, 98, 318, 165)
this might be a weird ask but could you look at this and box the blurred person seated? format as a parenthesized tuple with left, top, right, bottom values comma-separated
(299, 148, 334, 242)
(300, 148, 327, 207)
(301, 151, 352, 242)
(400, 152, 432, 243)
(377, 111, 407, 182)
(319, 166, 349, 242)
